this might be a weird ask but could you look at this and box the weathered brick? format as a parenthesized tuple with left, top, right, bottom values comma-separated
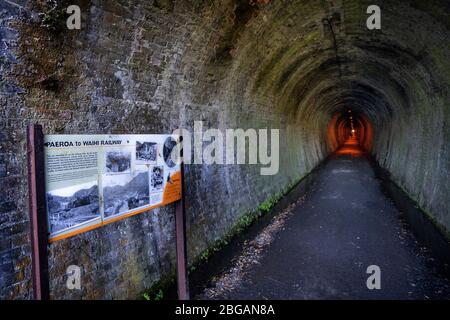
(1, 0, 450, 301)
(0, 201, 16, 213)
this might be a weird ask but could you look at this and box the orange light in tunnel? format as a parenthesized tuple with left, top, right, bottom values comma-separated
(328, 111, 373, 154)
(335, 137, 363, 157)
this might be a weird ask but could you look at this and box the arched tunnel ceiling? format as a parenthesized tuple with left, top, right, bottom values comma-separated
(212, 0, 450, 129)
(199, 0, 450, 232)
(2, 0, 450, 300)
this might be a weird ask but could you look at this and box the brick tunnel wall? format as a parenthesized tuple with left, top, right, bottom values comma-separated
(0, 0, 327, 299)
(1, 0, 450, 299)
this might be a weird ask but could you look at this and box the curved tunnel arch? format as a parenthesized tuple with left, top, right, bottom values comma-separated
(3, 0, 450, 300)
(2, 0, 450, 300)
(201, 0, 450, 233)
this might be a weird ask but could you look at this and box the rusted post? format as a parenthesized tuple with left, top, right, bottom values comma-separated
(175, 135, 189, 300)
(27, 124, 50, 300)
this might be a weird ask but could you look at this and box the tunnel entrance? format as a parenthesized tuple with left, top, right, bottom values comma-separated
(2, 0, 450, 302)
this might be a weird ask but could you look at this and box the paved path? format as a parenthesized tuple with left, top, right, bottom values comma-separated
(210, 139, 450, 299)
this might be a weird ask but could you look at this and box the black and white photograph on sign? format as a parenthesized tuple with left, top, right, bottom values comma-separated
(136, 141, 157, 162)
(103, 171, 150, 217)
(46, 181, 100, 234)
(163, 137, 178, 168)
(105, 151, 131, 174)
(151, 166, 164, 192)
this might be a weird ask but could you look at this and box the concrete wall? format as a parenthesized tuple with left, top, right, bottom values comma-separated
(1, 0, 449, 299)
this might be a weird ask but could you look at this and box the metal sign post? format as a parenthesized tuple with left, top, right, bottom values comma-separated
(175, 136, 189, 300)
(27, 124, 50, 300)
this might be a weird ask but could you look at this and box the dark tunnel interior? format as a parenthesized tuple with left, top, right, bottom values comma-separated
(1, 0, 450, 300)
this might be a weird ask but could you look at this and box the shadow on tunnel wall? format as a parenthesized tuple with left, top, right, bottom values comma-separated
(1, 0, 450, 300)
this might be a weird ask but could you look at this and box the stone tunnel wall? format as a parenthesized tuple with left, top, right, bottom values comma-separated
(0, 0, 327, 299)
(1, 0, 450, 300)
(363, 2, 450, 237)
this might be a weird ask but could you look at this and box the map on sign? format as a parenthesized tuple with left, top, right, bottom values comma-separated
(44, 134, 182, 242)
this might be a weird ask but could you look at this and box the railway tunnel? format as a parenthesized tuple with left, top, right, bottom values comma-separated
(1, 0, 450, 300)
